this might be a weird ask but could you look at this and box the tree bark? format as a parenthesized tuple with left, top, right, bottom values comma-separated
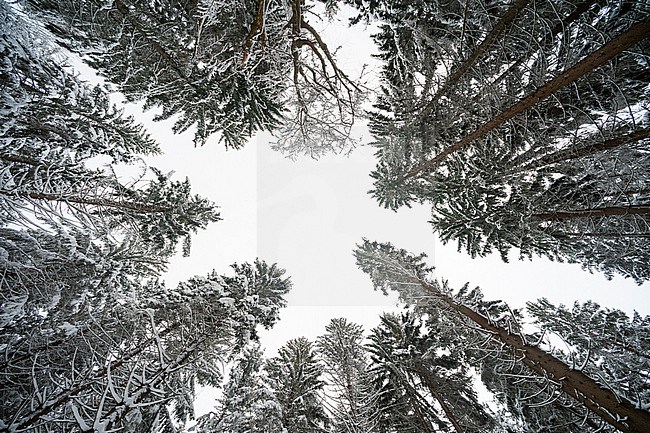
(403, 18, 650, 180)
(421, 282, 650, 433)
(534, 205, 650, 221)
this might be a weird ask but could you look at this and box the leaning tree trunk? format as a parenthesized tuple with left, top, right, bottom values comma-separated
(534, 205, 650, 221)
(403, 18, 650, 180)
(522, 128, 650, 171)
(420, 281, 650, 433)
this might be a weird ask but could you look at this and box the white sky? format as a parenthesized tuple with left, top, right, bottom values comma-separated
(106, 4, 649, 418)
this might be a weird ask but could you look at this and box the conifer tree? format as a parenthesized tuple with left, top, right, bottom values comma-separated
(265, 337, 330, 433)
(25, 0, 362, 155)
(366, 312, 496, 433)
(1, 259, 292, 432)
(357, 0, 650, 283)
(316, 318, 378, 433)
(1, 4, 220, 255)
(196, 343, 283, 433)
(354, 239, 650, 433)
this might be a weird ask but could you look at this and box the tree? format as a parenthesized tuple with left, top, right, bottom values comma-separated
(265, 337, 330, 433)
(354, 239, 650, 433)
(25, 0, 363, 156)
(195, 343, 283, 433)
(366, 312, 496, 433)
(359, 0, 650, 282)
(526, 298, 650, 412)
(1, 259, 292, 433)
(316, 318, 378, 433)
(1, 4, 220, 255)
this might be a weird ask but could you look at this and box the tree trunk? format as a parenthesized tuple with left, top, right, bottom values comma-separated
(1, 190, 170, 214)
(534, 205, 650, 221)
(417, 0, 530, 118)
(421, 282, 650, 433)
(523, 128, 650, 171)
(403, 18, 650, 180)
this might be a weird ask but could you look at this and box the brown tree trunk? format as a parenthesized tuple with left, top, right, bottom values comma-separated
(421, 282, 650, 433)
(403, 18, 650, 180)
(534, 205, 650, 221)
(417, 0, 530, 118)
(523, 128, 650, 171)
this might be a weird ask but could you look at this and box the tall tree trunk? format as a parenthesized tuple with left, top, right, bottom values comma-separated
(534, 205, 650, 220)
(417, 0, 531, 118)
(420, 281, 650, 433)
(0, 190, 170, 214)
(403, 18, 650, 180)
(522, 128, 650, 171)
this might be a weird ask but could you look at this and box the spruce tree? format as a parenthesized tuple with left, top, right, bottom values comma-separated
(354, 239, 650, 433)
(1, 259, 292, 432)
(196, 343, 283, 433)
(265, 337, 330, 433)
(357, 0, 650, 283)
(316, 318, 378, 433)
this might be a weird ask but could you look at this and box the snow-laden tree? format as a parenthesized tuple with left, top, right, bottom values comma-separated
(354, 239, 650, 433)
(1, 3, 220, 255)
(1, 259, 292, 433)
(316, 318, 378, 433)
(526, 298, 650, 413)
(265, 337, 330, 433)
(366, 312, 497, 433)
(358, 0, 650, 283)
(195, 343, 283, 433)
(24, 0, 363, 156)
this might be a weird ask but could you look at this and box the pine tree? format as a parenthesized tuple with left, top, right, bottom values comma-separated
(316, 318, 377, 433)
(358, 0, 650, 283)
(1, 259, 292, 432)
(265, 337, 330, 433)
(354, 239, 650, 433)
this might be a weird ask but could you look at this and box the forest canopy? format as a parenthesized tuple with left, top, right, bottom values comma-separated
(1, 0, 648, 431)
